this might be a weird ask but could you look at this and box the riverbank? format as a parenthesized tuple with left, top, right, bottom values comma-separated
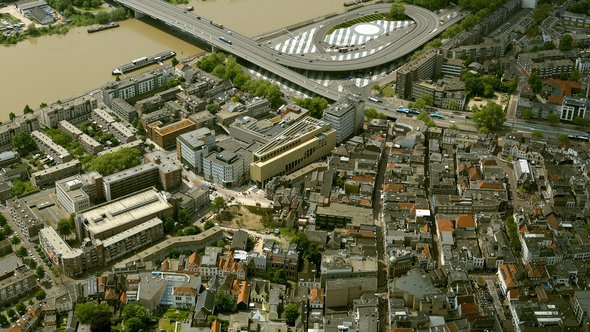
(0, 5, 129, 45)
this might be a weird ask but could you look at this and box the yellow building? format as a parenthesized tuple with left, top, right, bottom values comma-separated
(250, 117, 336, 187)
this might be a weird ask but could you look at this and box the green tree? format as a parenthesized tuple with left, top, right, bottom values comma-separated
(528, 72, 543, 93)
(570, 69, 581, 82)
(531, 131, 543, 139)
(215, 291, 237, 313)
(572, 116, 587, 127)
(284, 303, 299, 326)
(270, 269, 287, 284)
(171, 57, 179, 67)
(548, 111, 560, 124)
(35, 266, 45, 279)
(9, 112, 16, 121)
(389, 2, 405, 19)
(12, 132, 37, 156)
(211, 196, 226, 213)
(16, 302, 26, 315)
(294, 97, 329, 119)
(416, 112, 435, 127)
(472, 102, 505, 132)
(216, 239, 226, 247)
(6, 308, 16, 321)
(10, 236, 21, 245)
(35, 290, 46, 300)
(558, 134, 570, 143)
(0, 313, 9, 328)
(163, 217, 175, 234)
(559, 34, 573, 51)
(57, 218, 73, 237)
(365, 108, 387, 119)
(87, 147, 142, 176)
(522, 108, 534, 120)
(23, 104, 33, 114)
(91, 315, 112, 332)
(75, 302, 112, 324)
(123, 303, 149, 332)
(16, 246, 27, 257)
(204, 219, 215, 230)
(411, 94, 433, 110)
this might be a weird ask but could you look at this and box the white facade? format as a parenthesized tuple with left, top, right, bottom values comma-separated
(56, 178, 91, 214)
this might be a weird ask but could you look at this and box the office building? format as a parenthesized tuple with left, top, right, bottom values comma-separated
(39, 95, 97, 128)
(322, 96, 365, 144)
(176, 128, 215, 173)
(561, 96, 590, 122)
(203, 139, 256, 187)
(244, 97, 271, 119)
(102, 163, 160, 201)
(31, 130, 72, 164)
(148, 119, 197, 150)
(144, 150, 182, 191)
(74, 187, 173, 241)
(55, 172, 103, 214)
(250, 117, 337, 187)
(0, 151, 20, 168)
(110, 98, 138, 122)
(102, 69, 170, 106)
(31, 159, 82, 189)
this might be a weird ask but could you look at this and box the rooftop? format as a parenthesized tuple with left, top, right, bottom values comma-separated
(77, 188, 172, 238)
(154, 119, 195, 136)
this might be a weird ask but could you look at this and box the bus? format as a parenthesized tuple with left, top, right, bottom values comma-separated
(219, 36, 232, 45)
(368, 97, 382, 103)
(396, 107, 409, 114)
(210, 21, 224, 29)
(568, 134, 589, 142)
(430, 113, 444, 119)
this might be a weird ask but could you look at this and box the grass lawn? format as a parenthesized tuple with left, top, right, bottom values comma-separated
(158, 318, 175, 332)
(0, 13, 20, 24)
(163, 308, 192, 322)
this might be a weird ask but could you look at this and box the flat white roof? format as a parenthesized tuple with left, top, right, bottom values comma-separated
(79, 188, 171, 238)
(40, 227, 82, 259)
(518, 159, 530, 174)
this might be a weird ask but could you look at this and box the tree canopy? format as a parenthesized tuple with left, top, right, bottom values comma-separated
(57, 218, 73, 237)
(559, 34, 573, 51)
(86, 147, 142, 176)
(365, 108, 387, 120)
(472, 102, 505, 133)
(294, 97, 329, 119)
(12, 132, 37, 156)
(285, 303, 299, 326)
(75, 302, 112, 324)
(389, 2, 405, 20)
(215, 291, 237, 313)
(123, 303, 149, 332)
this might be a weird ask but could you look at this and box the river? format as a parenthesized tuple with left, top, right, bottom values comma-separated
(0, 0, 345, 121)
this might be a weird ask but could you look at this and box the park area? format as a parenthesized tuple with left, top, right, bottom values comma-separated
(157, 308, 192, 332)
(214, 205, 273, 231)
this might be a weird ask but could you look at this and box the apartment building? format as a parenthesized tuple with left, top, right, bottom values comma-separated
(322, 96, 365, 144)
(7, 198, 44, 242)
(148, 119, 197, 150)
(110, 122, 137, 144)
(203, 144, 254, 187)
(395, 49, 443, 99)
(39, 95, 97, 128)
(110, 98, 138, 122)
(517, 50, 575, 78)
(250, 117, 337, 187)
(31, 159, 82, 189)
(0, 113, 40, 149)
(91, 108, 116, 129)
(102, 163, 161, 201)
(31, 131, 72, 164)
(176, 128, 216, 173)
(0, 266, 37, 305)
(102, 69, 169, 107)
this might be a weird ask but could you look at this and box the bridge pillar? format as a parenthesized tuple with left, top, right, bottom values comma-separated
(134, 10, 145, 19)
(211, 45, 216, 53)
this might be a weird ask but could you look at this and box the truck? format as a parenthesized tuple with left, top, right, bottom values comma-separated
(210, 21, 223, 29)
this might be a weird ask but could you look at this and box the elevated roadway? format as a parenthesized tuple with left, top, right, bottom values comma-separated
(115, 0, 456, 99)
